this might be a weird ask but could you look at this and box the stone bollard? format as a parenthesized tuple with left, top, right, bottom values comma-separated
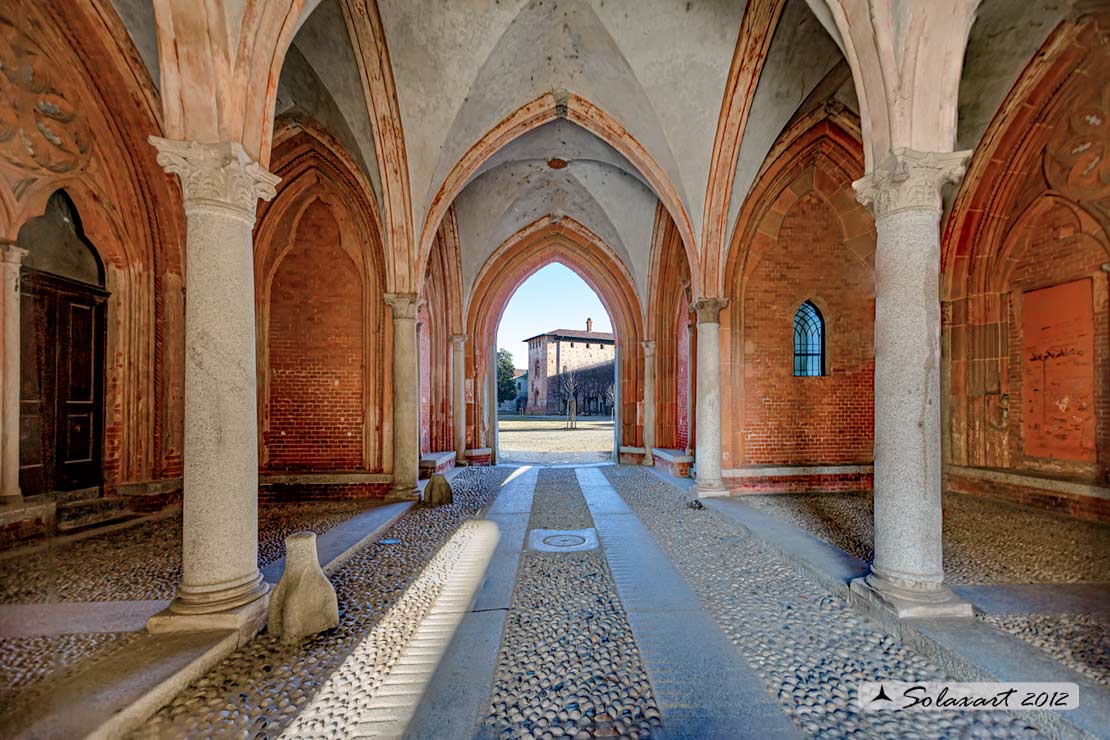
(268, 531, 339, 644)
(422, 473, 454, 506)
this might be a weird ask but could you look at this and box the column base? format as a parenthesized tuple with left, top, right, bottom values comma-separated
(148, 589, 270, 641)
(695, 480, 729, 498)
(849, 572, 973, 624)
(641, 454, 655, 466)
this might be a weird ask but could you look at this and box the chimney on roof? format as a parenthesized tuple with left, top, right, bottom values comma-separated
(586, 317, 593, 332)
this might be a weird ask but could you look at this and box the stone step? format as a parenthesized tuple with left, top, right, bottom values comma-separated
(27, 486, 101, 505)
(56, 497, 136, 533)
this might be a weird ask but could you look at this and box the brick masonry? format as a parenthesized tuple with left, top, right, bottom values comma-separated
(265, 200, 365, 471)
(739, 170, 875, 468)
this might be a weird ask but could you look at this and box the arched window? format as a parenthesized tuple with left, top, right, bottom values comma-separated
(793, 301, 824, 376)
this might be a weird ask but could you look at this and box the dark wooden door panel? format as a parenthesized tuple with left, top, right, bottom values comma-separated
(19, 270, 106, 496)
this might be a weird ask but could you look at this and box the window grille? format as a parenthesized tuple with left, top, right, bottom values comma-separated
(793, 301, 824, 377)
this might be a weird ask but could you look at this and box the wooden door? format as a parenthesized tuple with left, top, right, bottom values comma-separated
(19, 270, 107, 496)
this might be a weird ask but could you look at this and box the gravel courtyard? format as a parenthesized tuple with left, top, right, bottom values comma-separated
(498, 416, 614, 464)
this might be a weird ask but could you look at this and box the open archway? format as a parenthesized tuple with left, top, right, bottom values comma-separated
(495, 264, 617, 464)
(464, 217, 644, 465)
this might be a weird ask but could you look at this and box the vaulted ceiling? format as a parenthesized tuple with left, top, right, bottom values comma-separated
(111, 0, 1075, 302)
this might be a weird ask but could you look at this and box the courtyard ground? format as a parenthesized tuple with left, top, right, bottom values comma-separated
(3, 465, 1105, 738)
(498, 415, 614, 464)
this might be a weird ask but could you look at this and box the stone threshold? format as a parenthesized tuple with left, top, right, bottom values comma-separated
(0, 506, 180, 562)
(946, 464, 1110, 501)
(259, 471, 392, 485)
(702, 495, 1110, 740)
(0, 599, 171, 638)
(721, 463, 874, 477)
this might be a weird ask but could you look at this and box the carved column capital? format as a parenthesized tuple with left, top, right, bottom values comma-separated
(692, 297, 728, 325)
(150, 137, 280, 224)
(449, 333, 468, 348)
(0, 242, 28, 264)
(641, 340, 656, 356)
(854, 147, 971, 217)
(384, 292, 419, 320)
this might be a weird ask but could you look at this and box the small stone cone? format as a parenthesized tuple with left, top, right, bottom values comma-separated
(423, 474, 454, 506)
(268, 531, 339, 644)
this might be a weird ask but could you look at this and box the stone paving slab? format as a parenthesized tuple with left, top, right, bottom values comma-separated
(954, 583, 1110, 615)
(260, 501, 412, 582)
(0, 630, 238, 739)
(906, 617, 1110, 739)
(582, 470, 800, 738)
(407, 474, 540, 739)
(0, 600, 170, 638)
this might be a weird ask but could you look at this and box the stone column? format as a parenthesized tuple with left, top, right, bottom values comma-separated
(1, 243, 28, 505)
(148, 138, 278, 633)
(385, 293, 420, 499)
(641, 341, 656, 465)
(693, 298, 728, 497)
(851, 147, 973, 620)
(450, 334, 467, 464)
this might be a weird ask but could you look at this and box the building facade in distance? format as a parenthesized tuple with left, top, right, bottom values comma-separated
(524, 318, 615, 415)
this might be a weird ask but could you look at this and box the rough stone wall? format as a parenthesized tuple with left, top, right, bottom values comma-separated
(266, 201, 365, 470)
(742, 189, 875, 465)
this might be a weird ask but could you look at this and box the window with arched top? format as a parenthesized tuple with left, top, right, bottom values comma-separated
(793, 301, 824, 377)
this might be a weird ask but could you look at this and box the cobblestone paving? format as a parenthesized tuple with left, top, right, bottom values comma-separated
(0, 501, 378, 603)
(741, 490, 1110, 584)
(133, 467, 508, 739)
(499, 418, 613, 465)
(0, 631, 143, 708)
(604, 467, 1040, 739)
(983, 613, 1110, 687)
(483, 468, 662, 739)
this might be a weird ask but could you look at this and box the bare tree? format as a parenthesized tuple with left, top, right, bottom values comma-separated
(561, 369, 579, 429)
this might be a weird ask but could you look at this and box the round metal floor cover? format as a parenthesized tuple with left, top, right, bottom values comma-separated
(527, 528, 598, 553)
(543, 533, 587, 548)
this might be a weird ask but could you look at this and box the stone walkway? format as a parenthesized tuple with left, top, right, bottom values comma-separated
(0, 499, 389, 718)
(134, 467, 509, 738)
(482, 468, 662, 738)
(741, 490, 1110, 584)
(0, 501, 381, 603)
(14, 465, 1098, 737)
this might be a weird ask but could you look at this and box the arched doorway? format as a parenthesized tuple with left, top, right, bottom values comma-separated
(497, 264, 617, 464)
(465, 218, 645, 465)
(17, 191, 108, 497)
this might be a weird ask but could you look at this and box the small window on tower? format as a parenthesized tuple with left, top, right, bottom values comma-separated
(793, 301, 824, 377)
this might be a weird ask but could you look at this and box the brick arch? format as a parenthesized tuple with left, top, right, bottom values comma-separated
(941, 12, 1110, 501)
(720, 111, 875, 483)
(417, 93, 700, 296)
(465, 217, 645, 454)
(646, 204, 694, 451)
(419, 208, 464, 455)
(1, 0, 187, 488)
(254, 124, 389, 475)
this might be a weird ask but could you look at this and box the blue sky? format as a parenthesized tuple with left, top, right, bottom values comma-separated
(496, 263, 613, 369)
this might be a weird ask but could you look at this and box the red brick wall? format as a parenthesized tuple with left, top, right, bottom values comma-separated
(266, 200, 364, 470)
(419, 305, 432, 454)
(742, 190, 874, 465)
(675, 306, 690, 451)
